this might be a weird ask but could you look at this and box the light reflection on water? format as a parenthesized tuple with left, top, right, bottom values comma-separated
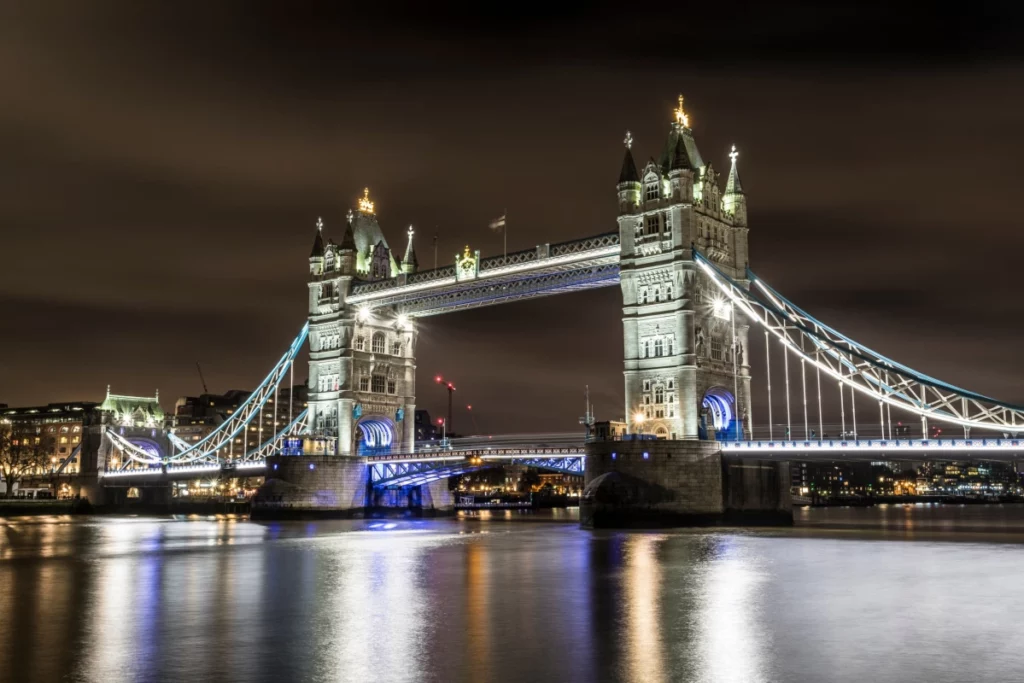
(2, 509, 1024, 682)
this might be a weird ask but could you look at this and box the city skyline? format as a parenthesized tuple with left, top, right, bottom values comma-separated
(5, 3, 1024, 435)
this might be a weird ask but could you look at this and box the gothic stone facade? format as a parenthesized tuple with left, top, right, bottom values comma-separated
(306, 196, 418, 456)
(617, 102, 752, 440)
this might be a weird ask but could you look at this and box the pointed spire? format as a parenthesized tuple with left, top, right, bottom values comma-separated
(618, 130, 639, 184)
(402, 225, 418, 271)
(340, 213, 356, 251)
(310, 216, 325, 258)
(670, 134, 691, 171)
(725, 145, 744, 195)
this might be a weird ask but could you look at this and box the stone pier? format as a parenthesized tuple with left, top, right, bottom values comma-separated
(580, 439, 791, 528)
(251, 455, 454, 519)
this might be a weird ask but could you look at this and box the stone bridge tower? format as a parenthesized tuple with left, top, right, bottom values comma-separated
(306, 189, 418, 456)
(617, 96, 752, 440)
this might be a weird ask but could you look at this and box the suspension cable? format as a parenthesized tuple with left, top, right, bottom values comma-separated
(765, 326, 773, 441)
(784, 340, 792, 440)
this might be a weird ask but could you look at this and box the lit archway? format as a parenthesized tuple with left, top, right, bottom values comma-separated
(701, 387, 735, 439)
(356, 416, 396, 455)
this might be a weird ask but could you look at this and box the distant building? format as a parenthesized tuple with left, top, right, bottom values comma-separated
(414, 409, 438, 442)
(170, 385, 308, 454)
(1, 401, 104, 479)
(589, 420, 628, 440)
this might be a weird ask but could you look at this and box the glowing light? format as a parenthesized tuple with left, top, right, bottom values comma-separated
(674, 94, 689, 128)
(624, 130, 633, 149)
(396, 313, 411, 330)
(712, 296, 732, 321)
(729, 144, 738, 165)
(358, 187, 375, 214)
(633, 411, 646, 425)
(356, 305, 371, 323)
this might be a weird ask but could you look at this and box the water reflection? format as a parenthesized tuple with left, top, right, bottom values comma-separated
(2, 511, 1024, 682)
(623, 535, 666, 683)
(693, 536, 772, 683)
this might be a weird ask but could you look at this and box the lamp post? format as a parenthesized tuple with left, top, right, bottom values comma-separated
(437, 418, 448, 449)
(434, 375, 456, 434)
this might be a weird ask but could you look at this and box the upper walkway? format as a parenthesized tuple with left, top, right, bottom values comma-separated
(346, 232, 621, 317)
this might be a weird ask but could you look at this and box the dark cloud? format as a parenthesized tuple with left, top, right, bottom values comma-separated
(3, 2, 1024, 430)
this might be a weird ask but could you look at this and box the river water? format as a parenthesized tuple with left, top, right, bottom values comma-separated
(3, 506, 1024, 683)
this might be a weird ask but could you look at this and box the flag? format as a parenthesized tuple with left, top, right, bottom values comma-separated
(488, 214, 506, 232)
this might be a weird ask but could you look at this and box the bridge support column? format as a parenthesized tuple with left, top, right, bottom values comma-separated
(252, 455, 370, 519)
(581, 440, 791, 528)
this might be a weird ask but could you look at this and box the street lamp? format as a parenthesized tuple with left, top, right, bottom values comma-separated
(437, 418, 448, 448)
(435, 375, 456, 433)
(633, 411, 646, 436)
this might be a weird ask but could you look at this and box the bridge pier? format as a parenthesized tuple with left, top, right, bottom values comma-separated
(252, 455, 455, 518)
(581, 440, 791, 528)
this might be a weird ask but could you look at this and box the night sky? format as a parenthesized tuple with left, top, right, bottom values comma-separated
(4, 2, 1024, 433)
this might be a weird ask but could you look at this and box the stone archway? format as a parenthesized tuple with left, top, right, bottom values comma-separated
(354, 416, 397, 455)
(701, 386, 737, 440)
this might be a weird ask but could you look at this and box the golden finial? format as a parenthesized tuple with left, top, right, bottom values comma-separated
(674, 94, 689, 128)
(463, 245, 471, 259)
(358, 187, 375, 214)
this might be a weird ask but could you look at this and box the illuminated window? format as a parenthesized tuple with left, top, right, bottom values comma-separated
(372, 333, 386, 354)
(60, 436, 68, 444)
(387, 380, 396, 394)
(355, 337, 366, 351)
(645, 183, 659, 201)
(371, 375, 386, 393)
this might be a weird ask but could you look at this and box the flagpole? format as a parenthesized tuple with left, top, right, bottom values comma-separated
(503, 207, 507, 259)
(433, 233, 438, 270)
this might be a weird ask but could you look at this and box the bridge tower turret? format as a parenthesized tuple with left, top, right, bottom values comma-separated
(305, 191, 417, 458)
(618, 96, 752, 441)
(617, 131, 641, 214)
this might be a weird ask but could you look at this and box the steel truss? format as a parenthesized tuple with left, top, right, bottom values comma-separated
(695, 251, 1024, 435)
(346, 234, 621, 317)
(370, 454, 585, 488)
(103, 324, 309, 469)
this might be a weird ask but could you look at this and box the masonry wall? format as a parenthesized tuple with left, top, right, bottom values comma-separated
(252, 455, 370, 518)
(582, 439, 791, 528)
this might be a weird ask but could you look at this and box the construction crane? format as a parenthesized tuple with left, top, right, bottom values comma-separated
(196, 362, 209, 394)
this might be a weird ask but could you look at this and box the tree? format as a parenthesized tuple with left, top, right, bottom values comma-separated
(0, 423, 54, 497)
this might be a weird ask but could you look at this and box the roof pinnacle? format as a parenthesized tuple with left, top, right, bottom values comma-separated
(624, 130, 633, 149)
(674, 94, 689, 128)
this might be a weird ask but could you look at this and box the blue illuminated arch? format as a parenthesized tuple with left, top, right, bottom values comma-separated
(702, 387, 735, 439)
(126, 438, 165, 460)
(356, 417, 396, 455)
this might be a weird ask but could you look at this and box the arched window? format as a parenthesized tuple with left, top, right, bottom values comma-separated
(643, 340, 651, 358)
(372, 333, 386, 354)
(654, 386, 664, 404)
(667, 337, 674, 355)
(645, 182, 659, 201)
(654, 339, 664, 357)
(638, 287, 648, 305)
(665, 283, 673, 301)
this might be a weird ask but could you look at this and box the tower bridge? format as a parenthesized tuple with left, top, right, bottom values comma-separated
(54, 95, 1024, 524)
